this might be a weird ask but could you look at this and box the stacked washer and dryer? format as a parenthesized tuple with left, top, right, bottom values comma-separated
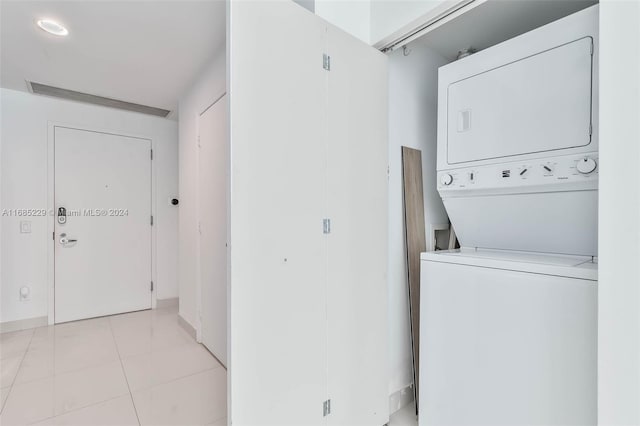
(419, 5, 599, 426)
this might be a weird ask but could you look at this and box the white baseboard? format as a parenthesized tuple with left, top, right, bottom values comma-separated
(389, 384, 415, 415)
(178, 313, 197, 340)
(1, 302, 179, 334)
(156, 297, 179, 309)
(1, 316, 48, 334)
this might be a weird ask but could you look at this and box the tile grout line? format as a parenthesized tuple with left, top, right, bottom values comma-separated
(119, 366, 226, 425)
(25, 394, 130, 426)
(10, 320, 123, 387)
(1, 328, 37, 414)
(10, 355, 126, 388)
(17, 317, 139, 425)
(128, 363, 223, 395)
(5, 310, 219, 425)
(108, 318, 142, 426)
(113, 338, 225, 395)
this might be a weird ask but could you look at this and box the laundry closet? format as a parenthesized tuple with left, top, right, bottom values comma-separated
(414, 6, 599, 425)
(226, 1, 606, 425)
(391, 3, 600, 425)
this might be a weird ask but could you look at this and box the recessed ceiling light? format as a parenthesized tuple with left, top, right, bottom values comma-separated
(36, 19, 69, 36)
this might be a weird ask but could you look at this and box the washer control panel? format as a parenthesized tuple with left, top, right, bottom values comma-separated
(438, 153, 598, 192)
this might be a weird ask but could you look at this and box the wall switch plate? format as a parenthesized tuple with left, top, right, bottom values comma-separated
(20, 221, 31, 233)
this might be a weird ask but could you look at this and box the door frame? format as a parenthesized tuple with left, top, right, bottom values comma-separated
(195, 92, 228, 345)
(46, 122, 156, 325)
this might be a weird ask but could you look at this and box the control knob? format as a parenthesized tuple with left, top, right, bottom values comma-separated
(577, 157, 597, 174)
(440, 174, 453, 186)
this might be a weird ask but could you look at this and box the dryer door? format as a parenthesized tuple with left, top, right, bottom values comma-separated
(447, 37, 594, 165)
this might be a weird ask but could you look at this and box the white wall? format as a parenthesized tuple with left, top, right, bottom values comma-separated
(178, 50, 226, 329)
(387, 45, 449, 406)
(315, 0, 371, 43)
(598, 0, 640, 423)
(314, 1, 449, 46)
(0, 88, 178, 324)
(370, 0, 445, 45)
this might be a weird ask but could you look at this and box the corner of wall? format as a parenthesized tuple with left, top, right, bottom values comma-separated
(177, 47, 226, 329)
(387, 44, 451, 399)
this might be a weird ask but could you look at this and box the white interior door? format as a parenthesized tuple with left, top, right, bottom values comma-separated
(198, 94, 228, 367)
(326, 25, 389, 426)
(54, 126, 152, 323)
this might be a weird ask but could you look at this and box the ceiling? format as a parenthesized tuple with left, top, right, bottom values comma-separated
(0, 0, 225, 119)
(413, 0, 597, 60)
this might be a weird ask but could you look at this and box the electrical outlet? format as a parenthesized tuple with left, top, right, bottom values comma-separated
(19, 286, 31, 301)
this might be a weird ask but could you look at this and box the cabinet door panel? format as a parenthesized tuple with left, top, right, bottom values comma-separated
(229, 2, 328, 425)
(326, 25, 390, 426)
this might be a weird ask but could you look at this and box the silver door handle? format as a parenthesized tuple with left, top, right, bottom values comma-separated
(59, 233, 78, 245)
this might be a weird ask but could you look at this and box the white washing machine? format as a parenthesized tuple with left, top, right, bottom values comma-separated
(420, 5, 599, 425)
(420, 249, 597, 425)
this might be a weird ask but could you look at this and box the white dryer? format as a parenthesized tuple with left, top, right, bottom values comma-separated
(435, 4, 599, 257)
(420, 5, 599, 425)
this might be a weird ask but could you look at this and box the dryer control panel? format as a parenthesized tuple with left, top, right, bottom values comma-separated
(438, 152, 598, 196)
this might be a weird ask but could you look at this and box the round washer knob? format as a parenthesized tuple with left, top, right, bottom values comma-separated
(440, 174, 453, 186)
(577, 157, 597, 174)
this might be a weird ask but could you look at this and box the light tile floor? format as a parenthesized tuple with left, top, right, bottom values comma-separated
(0, 306, 226, 426)
(1, 306, 418, 426)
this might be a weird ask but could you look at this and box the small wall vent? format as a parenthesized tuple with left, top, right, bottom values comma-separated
(27, 82, 171, 118)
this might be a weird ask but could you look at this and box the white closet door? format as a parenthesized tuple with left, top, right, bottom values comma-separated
(326, 26, 390, 426)
(199, 94, 228, 367)
(228, 1, 328, 425)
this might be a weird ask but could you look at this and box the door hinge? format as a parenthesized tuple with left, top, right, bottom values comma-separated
(150, 149, 154, 160)
(53, 231, 55, 241)
(323, 53, 331, 71)
(150, 281, 154, 292)
(590, 38, 594, 55)
(323, 218, 331, 234)
(150, 215, 154, 226)
(198, 135, 201, 148)
(323, 399, 331, 417)
(589, 123, 593, 136)
(198, 222, 202, 234)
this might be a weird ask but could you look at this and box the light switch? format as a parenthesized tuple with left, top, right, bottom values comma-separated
(20, 221, 31, 233)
